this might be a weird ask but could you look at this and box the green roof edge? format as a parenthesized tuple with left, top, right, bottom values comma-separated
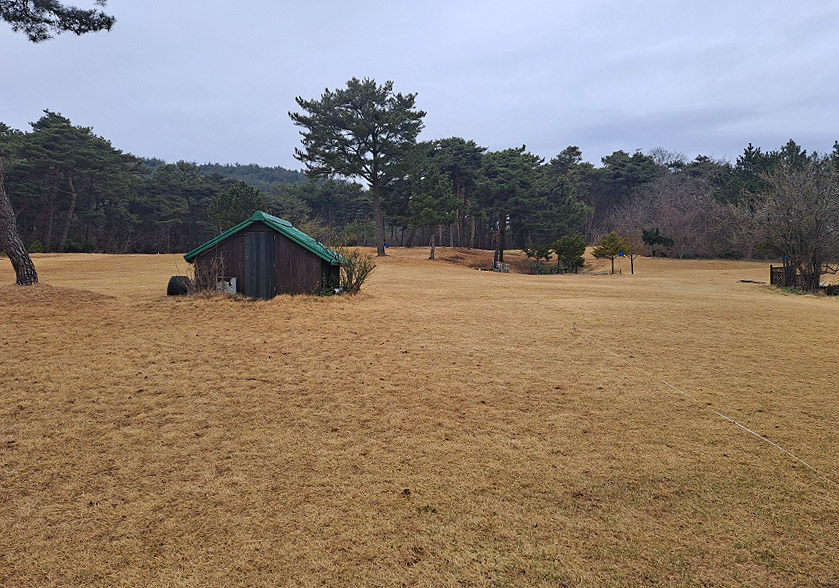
(183, 211, 342, 266)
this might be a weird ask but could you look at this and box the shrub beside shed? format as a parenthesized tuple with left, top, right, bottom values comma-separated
(184, 211, 341, 299)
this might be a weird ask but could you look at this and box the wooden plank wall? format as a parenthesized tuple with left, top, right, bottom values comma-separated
(195, 235, 244, 289)
(274, 233, 328, 294)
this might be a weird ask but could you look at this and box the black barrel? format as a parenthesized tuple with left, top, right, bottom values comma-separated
(166, 275, 191, 296)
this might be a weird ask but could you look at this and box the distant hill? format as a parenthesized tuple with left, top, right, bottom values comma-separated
(199, 163, 307, 192)
(139, 159, 308, 192)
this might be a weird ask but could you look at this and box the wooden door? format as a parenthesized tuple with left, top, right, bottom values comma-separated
(244, 231, 275, 299)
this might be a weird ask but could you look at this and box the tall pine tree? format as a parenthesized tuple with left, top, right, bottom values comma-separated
(290, 78, 425, 256)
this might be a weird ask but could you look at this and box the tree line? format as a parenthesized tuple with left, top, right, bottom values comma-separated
(289, 78, 838, 291)
(0, 111, 374, 254)
(2, 81, 838, 291)
(3, 109, 838, 264)
(2, 6, 837, 291)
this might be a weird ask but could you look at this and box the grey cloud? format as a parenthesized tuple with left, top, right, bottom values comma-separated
(2, 0, 837, 168)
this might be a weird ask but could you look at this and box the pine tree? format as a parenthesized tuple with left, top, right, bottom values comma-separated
(0, 0, 114, 42)
(592, 231, 626, 274)
(290, 78, 425, 256)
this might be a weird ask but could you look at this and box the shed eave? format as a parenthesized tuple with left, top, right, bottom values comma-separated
(183, 216, 256, 263)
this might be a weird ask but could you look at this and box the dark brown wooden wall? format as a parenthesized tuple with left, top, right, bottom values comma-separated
(194, 234, 243, 290)
(274, 232, 331, 294)
(195, 222, 337, 296)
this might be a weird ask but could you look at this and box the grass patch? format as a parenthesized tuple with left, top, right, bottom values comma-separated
(1, 249, 838, 586)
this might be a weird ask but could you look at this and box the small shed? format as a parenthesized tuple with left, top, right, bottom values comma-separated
(184, 211, 341, 299)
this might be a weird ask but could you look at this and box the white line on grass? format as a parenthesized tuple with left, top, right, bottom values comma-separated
(573, 324, 837, 490)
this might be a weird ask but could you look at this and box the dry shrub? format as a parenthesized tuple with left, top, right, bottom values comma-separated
(188, 252, 226, 294)
(335, 246, 375, 294)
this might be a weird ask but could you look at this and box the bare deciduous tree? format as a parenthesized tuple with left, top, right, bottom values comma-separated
(749, 162, 839, 291)
(608, 173, 727, 258)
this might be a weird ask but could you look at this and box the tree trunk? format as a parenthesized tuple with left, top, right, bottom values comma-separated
(41, 176, 57, 251)
(372, 178, 386, 256)
(429, 231, 436, 260)
(585, 204, 596, 240)
(58, 172, 80, 253)
(0, 157, 38, 285)
(802, 256, 821, 292)
(495, 213, 505, 264)
(470, 215, 476, 249)
(454, 179, 463, 247)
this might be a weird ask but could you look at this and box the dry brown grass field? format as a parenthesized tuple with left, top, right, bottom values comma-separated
(1, 248, 838, 587)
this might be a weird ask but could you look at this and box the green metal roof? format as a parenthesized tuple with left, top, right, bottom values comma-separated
(183, 211, 341, 265)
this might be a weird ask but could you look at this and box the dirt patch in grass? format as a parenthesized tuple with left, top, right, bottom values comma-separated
(0, 283, 115, 306)
(1, 249, 837, 587)
(401, 246, 574, 274)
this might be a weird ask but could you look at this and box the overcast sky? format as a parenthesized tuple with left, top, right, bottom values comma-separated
(3, 1, 838, 169)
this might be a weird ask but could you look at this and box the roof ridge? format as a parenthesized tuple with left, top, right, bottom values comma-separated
(254, 211, 292, 227)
